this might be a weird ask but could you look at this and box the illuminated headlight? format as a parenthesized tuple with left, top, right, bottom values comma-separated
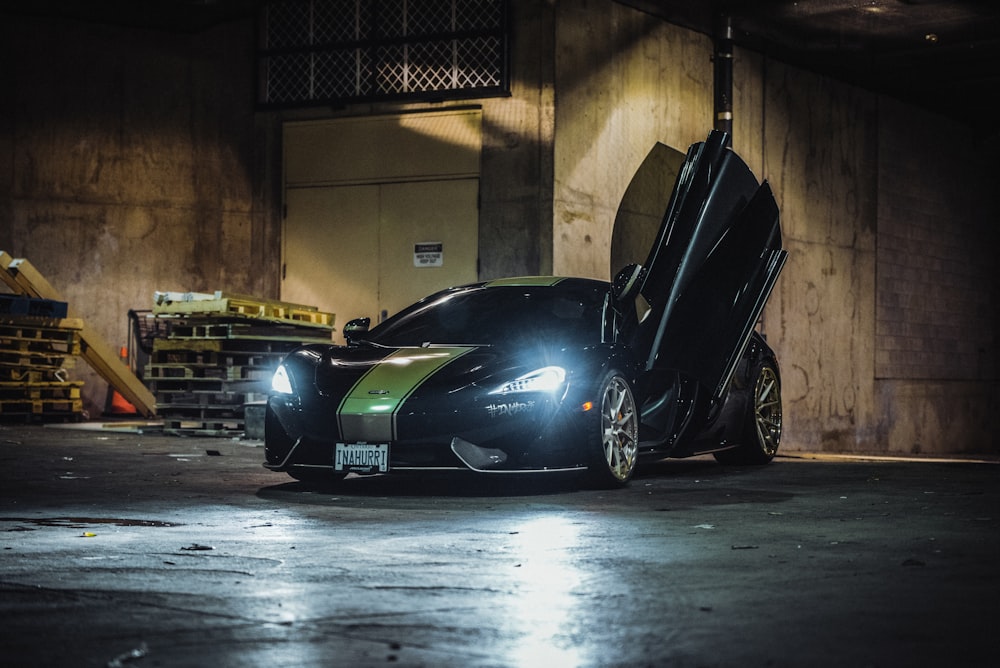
(491, 366, 566, 394)
(271, 364, 294, 395)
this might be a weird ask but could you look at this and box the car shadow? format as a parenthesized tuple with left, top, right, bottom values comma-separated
(257, 469, 586, 501)
(635, 455, 722, 479)
(255, 456, 739, 502)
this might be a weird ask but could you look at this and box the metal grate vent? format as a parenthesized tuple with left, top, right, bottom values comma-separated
(259, 0, 508, 107)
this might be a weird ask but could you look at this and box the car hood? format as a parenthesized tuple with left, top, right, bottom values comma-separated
(298, 343, 585, 442)
(312, 344, 482, 400)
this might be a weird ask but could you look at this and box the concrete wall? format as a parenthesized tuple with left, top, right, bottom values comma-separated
(549, 0, 997, 454)
(550, 0, 882, 452)
(873, 99, 998, 454)
(0, 5, 556, 415)
(268, 2, 556, 283)
(739, 50, 997, 455)
(479, 0, 557, 279)
(752, 59, 882, 453)
(0, 14, 280, 414)
(2, 2, 996, 454)
(552, 0, 713, 279)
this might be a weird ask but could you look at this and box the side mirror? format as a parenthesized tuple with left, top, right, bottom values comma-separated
(343, 317, 371, 345)
(611, 263, 644, 304)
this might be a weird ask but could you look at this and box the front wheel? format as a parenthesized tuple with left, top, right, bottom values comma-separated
(715, 359, 782, 465)
(587, 371, 639, 487)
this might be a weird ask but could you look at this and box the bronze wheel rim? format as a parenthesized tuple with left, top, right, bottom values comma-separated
(601, 376, 638, 481)
(754, 366, 782, 457)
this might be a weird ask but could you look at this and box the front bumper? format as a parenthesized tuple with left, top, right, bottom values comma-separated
(264, 392, 594, 474)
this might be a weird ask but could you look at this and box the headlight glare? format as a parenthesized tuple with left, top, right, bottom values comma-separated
(492, 366, 566, 394)
(271, 364, 294, 394)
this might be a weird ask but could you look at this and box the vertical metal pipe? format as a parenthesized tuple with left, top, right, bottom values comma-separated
(714, 14, 734, 144)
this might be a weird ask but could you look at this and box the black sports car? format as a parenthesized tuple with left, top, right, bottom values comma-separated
(264, 130, 787, 487)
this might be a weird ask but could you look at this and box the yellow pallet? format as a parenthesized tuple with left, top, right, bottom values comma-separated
(0, 398, 83, 415)
(0, 318, 84, 354)
(162, 419, 244, 436)
(0, 381, 83, 401)
(0, 354, 77, 371)
(164, 321, 334, 342)
(0, 369, 50, 383)
(152, 291, 334, 328)
(0, 339, 81, 357)
(145, 363, 269, 382)
(1, 253, 158, 417)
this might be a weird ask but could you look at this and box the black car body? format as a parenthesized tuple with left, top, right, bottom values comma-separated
(265, 130, 787, 486)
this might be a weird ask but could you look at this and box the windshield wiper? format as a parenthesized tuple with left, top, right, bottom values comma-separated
(347, 338, 386, 348)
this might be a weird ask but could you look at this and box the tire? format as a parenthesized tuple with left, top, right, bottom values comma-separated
(587, 371, 639, 487)
(715, 359, 782, 465)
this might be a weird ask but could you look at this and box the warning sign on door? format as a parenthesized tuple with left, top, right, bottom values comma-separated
(414, 242, 443, 267)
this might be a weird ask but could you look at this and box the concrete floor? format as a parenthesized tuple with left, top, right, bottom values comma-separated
(0, 422, 997, 668)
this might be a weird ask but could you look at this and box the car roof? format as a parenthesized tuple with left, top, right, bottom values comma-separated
(479, 276, 610, 290)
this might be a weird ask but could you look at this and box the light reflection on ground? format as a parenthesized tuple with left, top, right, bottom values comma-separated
(505, 515, 586, 667)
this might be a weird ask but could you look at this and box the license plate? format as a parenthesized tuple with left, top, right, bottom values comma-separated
(335, 442, 389, 473)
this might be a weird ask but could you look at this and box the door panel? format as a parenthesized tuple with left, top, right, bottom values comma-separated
(285, 111, 482, 186)
(283, 180, 479, 340)
(283, 185, 380, 330)
(621, 131, 787, 399)
(378, 179, 480, 320)
(610, 142, 686, 280)
(649, 182, 786, 397)
(281, 112, 482, 343)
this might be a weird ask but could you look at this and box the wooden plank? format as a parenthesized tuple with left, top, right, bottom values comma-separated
(154, 290, 320, 312)
(0, 352, 75, 370)
(77, 324, 158, 416)
(0, 316, 85, 331)
(0, 381, 83, 400)
(0, 322, 82, 355)
(0, 251, 21, 293)
(1, 254, 60, 298)
(0, 253, 158, 417)
(0, 369, 49, 383)
(0, 397, 83, 416)
(152, 290, 334, 328)
(150, 337, 300, 356)
(165, 320, 333, 342)
(163, 420, 244, 437)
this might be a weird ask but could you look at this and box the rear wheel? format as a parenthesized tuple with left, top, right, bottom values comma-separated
(587, 371, 639, 487)
(715, 359, 782, 465)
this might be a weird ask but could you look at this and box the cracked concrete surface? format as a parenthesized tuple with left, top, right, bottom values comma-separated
(1, 423, 997, 667)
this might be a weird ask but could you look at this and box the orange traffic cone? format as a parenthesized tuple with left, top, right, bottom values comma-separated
(105, 345, 138, 415)
(108, 389, 137, 415)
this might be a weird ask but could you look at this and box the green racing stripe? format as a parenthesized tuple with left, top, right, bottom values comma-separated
(484, 276, 567, 287)
(337, 347, 475, 442)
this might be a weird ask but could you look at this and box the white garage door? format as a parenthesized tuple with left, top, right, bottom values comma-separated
(282, 110, 481, 340)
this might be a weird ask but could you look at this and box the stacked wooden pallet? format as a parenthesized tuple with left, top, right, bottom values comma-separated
(1, 252, 157, 417)
(145, 291, 334, 436)
(0, 294, 85, 421)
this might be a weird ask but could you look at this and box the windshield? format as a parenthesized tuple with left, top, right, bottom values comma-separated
(364, 283, 607, 348)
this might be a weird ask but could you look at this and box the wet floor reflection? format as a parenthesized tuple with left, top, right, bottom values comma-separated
(505, 515, 585, 667)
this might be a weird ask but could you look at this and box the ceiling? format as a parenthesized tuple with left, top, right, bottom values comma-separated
(8, 0, 1000, 133)
(624, 0, 1000, 133)
(4, 0, 262, 34)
